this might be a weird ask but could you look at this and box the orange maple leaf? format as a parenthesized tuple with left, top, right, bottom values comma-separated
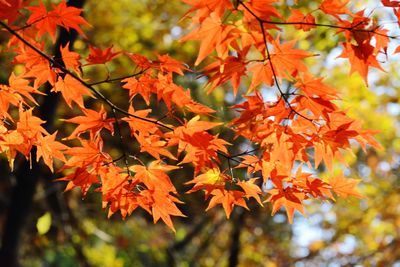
(202, 56, 247, 95)
(320, 0, 351, 18)
(242, 0, 281, 21)
(141, 189, 186, 232)
(134, 132, 177, 161)
(287, 10, 316, 32)
(8, 72, 45, 105)
(294, 73, 338, 99)
(53, 74, 94, 108)
(181, 13, 238, 65)
(270, 39, 313, 79)
(338, 42, 383, 84)
(0, 0, 25, 23)
(27, 0, 90, 41)
(17, 107, 48, 139)
(382, 0, 400, 7)
(186, 168, 227, 196)
(156, 54, 188, 76)
(181, 0, 233, 22)
(58, 167, 99, 196)
(329, 173, 363, 199)
(36, 131, 69, 172)
(130, 160, 179, 192)
(206, 188, 248, 219)
(267, 187, 305, 224)
(86, 45, 121, 65)
(64, 106, 114, 139)
(122, 74, 155, 105)
(122, 106, 158, 136)
(249, 61, 274, 91)
(237, 178, 263, 205)
(64, 137, 111, 168)
(60, 42, 81, 73)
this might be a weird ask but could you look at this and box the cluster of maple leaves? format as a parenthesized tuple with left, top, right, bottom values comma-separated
(0, 0, 398, 231)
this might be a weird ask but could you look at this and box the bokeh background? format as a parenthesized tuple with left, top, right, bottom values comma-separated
(0, 0, 399, 266)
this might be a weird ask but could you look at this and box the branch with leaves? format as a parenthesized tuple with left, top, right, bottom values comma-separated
(0, 0, 397, 231)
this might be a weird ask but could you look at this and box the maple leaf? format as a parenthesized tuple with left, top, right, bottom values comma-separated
(270, 39, 313, 79)
(230, 92, 265, 126)
(381, 0, 400, 7)
(60, 42, 81, 73)
(206, 188, 248, 219)
(141, 189, 186, 232)
(8, 72, 45, 105)
(174, 131, 229, 171)
(242, 0, 281, 21)
(320, 0, 351, 18)
(13, 42, 57, 88)
(0, 0, 393, 231)
(237, 178, 263, 205)
(337, 11, 384, 51)
(153, 73, 215, 114)
(13, 41, 46, 70)
(0, 130, 24, 170)
(287, 10, 316, 32)
(122, 106, 158, 136)
(0, 130, 24, 148)
(184, 100, 216, 115)
(63, 106, 114, 139)
(64, 137, 111, 168)
(169, 116, 228, 169)
(128, 53, 153, 69)
(0, 0, 25, 23)
(186, 168, 227, 195)
(181, 0, 233, 22)
(53, 74, 95, 108)
(35, 132, 69, 172)
(58, 167, 99, 196)
(267, 187, 305, 224)
(0, 85, 22, 119)
(236, 155, 262, 174)
(98, 165, 135, 217)
(311, 116, 363, 171)
(122, 74, 155, 105)
(183, 115, 222, 133)
(338, 42, 383, 85)
(202, 56, 247, 95)
(294, 73, 338, 99)
(294, 95, 337, 120)
(156, 54, 188, 76)
(134, 132, 177, 161)
(28, 0, 90, 41)
(329, 173, 363, 199)
(292, 167, 332, 198)
(17, 107, 48, 140)
(49, 0, 90, 36)
(86, 45, 121, 65)
(130, 160, 179, 192)
(181, 13, 238, 65)
(249, 61, 274, 90)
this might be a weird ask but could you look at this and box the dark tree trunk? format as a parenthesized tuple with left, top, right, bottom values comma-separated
(0, 1, 86, 266)
(228, 209, 246, 267)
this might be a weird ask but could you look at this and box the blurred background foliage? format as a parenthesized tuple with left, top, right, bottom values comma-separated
(0, 0, 399, 266)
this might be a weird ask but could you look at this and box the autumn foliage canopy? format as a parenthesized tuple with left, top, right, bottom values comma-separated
(0, 0, 398, 231)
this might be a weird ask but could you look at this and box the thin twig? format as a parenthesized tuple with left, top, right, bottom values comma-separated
(88, 68, 148, 86)
(0, 20, 174, 131)
(239, 1, 320, 124)
(238, 1, 400, 39)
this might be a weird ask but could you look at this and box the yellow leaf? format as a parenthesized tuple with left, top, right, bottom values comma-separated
(36, 212, 52, 235)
